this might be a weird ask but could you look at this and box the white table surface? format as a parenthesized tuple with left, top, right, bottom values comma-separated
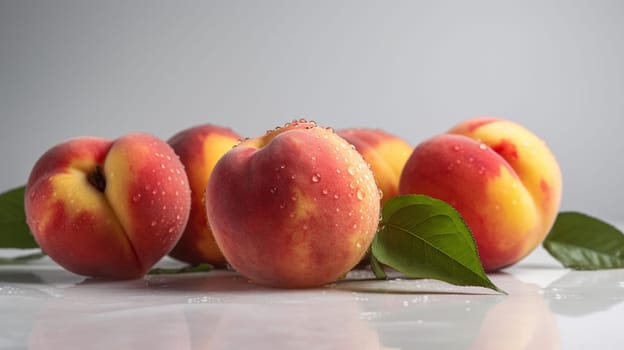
(1, 241, 623, 350)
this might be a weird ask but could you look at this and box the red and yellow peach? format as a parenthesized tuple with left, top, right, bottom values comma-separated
(167, 124, 241, 265)
(399, 117, 562, 271)
(205, 120, 381, 288)
(24, 133, 191, 279)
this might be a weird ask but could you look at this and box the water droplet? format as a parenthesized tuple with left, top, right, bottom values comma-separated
(311, 173, 321, 183)
(279, 203, 286, 209)
(356, 189, 366, 200)
(336, 168, 341, 174)
(347, 166, 356, 175)
(311, 156, 317, 161)
(355, 240, 364, 248)
(322, 188, 329, 195)
(290, 174, 296, 180)
(333, 194, 340, 200)
(479, 143, 487, 150)
(168, 226, 175, 233)
(455, 159, 462, 165)
(280, 164, 286, 169)
(160, 164, 166, 169)
(152, 190, 158, 195)
(269, 187, 278, 194)
(132, 194, 141, 202)
(335, 207, 341, 212)
(162, 205, 167, 210)
(468, 157, 475, 163)
(291, 196, 297, 201)
(302, 224, 308, 230)
(452, 145, 461, 152)
(151, 220, 157, 227)
(352, 223, 358, 229)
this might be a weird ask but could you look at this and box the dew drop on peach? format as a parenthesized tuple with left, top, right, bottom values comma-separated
(356, 189, 366, 200)
(311, 173, 321, 183)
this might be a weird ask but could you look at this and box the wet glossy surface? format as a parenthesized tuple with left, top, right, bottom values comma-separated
(1, 245, 623, 349)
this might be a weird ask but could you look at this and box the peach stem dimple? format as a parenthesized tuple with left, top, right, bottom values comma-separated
(87, 165, 106, 192)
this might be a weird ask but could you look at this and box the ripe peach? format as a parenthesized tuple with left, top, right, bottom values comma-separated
(167, 124, 241, 266)
(399, 117, 562, 271)
(24, 133, 191, 279)
(337, 128, 412, 205)
(205, 120, 381, 288)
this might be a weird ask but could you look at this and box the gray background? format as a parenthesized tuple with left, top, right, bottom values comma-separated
(1, 0, 622, 221)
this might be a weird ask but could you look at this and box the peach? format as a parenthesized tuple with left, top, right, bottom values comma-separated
(24, 133, 191, 279)
(337, 128, 412, 205)
(399, 117, 562, 271)
(205, 120, 381, 288)
(167, 124, 241, 266)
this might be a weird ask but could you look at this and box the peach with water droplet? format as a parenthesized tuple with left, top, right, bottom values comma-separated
(166, 124, 241, 266)
(337, 128, 412, 205)
(205, 120, 381, 288)
(24, 133, 191, 279)
(399, 117, 562, 271)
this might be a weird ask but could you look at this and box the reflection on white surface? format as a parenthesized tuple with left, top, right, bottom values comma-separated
(1, 248, 624, 349)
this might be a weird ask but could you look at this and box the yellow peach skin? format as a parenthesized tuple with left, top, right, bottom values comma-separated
(25, 133, 191, 279)
(337, 128, 412, 205)
(399, 118, 562, 271)
(205, 120, 381, 288)
(167, 124, 241, 266)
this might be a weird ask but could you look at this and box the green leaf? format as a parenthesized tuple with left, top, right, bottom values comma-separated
(371, 195, 504, 293)
(148, 263, 214, 275)
(0, 186, 39, 249)
(0, 251, 45, 264)
(369, 253, 387, 280)
(543, 211, 624, 270)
